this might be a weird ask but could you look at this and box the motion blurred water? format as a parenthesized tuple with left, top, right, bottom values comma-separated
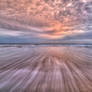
(0, 45, 92, 92)
(0, 0, 92, 92)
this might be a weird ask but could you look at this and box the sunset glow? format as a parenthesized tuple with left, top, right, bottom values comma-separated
(0, 0, 92, 41)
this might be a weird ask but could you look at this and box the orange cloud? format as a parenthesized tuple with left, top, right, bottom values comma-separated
(0, 0, 89, 39)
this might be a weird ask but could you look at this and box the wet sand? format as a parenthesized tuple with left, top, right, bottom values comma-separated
(0, 45, 92, 92)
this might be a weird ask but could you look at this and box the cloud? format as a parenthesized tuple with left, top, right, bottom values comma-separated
(0, 29, 22, 37)
(0, 0, 92, 43)
(59, 31, 92, 41)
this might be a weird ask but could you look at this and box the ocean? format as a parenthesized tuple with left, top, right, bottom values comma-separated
(0, 45, 92, 92)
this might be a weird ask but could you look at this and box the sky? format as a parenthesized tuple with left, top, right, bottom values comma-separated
(0, 0, 92, 43)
